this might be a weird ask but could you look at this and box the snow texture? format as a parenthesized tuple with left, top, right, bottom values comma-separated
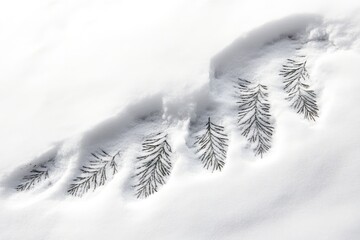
(1, 1, 360, 239)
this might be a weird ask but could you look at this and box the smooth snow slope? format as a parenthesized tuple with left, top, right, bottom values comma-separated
(1, 1, 360, 240)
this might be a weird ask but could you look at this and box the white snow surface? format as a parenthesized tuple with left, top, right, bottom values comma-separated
(1, 0, 360, 239)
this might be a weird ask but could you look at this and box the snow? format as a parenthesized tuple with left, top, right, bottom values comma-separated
(1, 0, 360, 239)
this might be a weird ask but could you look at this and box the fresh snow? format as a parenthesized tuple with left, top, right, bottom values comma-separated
(1, 1, 360, 240)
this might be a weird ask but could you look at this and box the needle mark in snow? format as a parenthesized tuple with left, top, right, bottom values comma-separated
(133, 132, 172, 198)
(236, 78, 274, 157)
(194, 117, 229, 172)
(16, 157, 55, 191)
(280, 56, 319, 121)
(67, 150, 120, 197)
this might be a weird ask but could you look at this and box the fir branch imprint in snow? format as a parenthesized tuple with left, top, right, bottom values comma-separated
(236, 78, 274, 157)
(194, 117, 229, 172)
(16, 157, 55, 191)
(134, 132, 172, 198)
(67, 150, 120, 197)
(280, 56, 319, 121)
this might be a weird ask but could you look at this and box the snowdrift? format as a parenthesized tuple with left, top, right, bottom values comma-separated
(1, 2, 360, 240)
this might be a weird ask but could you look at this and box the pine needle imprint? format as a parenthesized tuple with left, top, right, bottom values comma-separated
(280, 57, 319, 121)
(134, 133, 172, 198)
(16, 165, 49, 191)
(68, 150, 120, 197)
(194, 117, 229, 172)
(16, 157, 55, 191)
(236, 78, 274, 157)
